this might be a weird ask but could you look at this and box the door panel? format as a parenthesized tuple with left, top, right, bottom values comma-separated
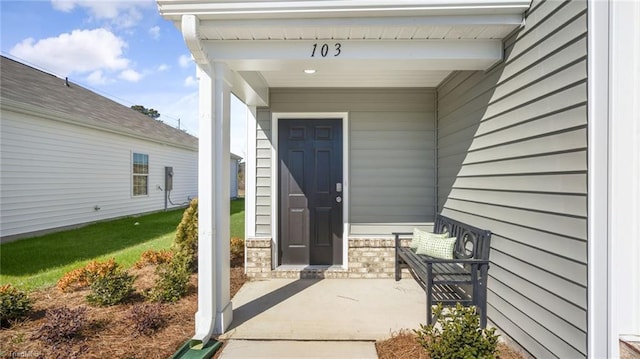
(279, 119, 343, 265)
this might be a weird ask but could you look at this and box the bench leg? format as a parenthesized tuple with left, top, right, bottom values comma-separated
(394, 236, 401, 281)
(426, 293, 433, 326)
(426, 263, 433, 325)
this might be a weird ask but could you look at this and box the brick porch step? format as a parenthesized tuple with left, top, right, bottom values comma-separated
(271, 265, 349, 279)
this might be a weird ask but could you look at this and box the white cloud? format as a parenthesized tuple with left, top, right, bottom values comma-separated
(184, 76, 197, 87)
(119, 69, 143, 82)
(50, 0, 153, 28)
(86, 70, 108, 85)
(149, 26, 160, 39)
(10, 28, 129, 77)
(157, 64, 170, 72)
(178, 54, 192, 68)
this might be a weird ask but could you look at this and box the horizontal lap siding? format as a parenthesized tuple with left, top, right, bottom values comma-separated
(436, 0, 587, 358)
(255, 89, 436, 236)
(0, 111, 197, 239)
(255, 109, 272, 235)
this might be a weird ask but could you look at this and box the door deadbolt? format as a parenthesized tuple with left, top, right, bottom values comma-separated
(336, 196, 342, 203)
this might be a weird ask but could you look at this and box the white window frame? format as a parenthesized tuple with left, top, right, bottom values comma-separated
(132, 152, 149, 197)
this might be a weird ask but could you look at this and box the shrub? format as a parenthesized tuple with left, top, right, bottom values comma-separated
(0, 284, 33, 327)
(415, 303, 499, 359)
(33, 306, 87, 345)
(146, 253, 191, 303)
(134, 249, 174, 269)
(86, 270, 135, 306)
(173, 199, 198, 271)
(125, 303, 166, 336)
(230, 236, 245, 267)
(57, 258, 119, 292)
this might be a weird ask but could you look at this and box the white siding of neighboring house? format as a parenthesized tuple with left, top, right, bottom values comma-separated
(436, 0, 587, 357)
(0, 108, 198, 240)
(252, 88, 437, 237)
(230, 157, 239, 199)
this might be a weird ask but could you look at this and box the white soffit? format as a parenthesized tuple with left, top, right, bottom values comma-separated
(159, 1, 529, 90)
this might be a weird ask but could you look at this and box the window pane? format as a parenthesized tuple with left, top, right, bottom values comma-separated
(133, 175, 148, 196)
(133, 153, 148, 174)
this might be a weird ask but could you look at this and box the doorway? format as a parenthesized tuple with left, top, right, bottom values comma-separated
(278, 118, 343, 265)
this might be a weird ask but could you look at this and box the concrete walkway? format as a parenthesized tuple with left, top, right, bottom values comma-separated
(218, 278, 426, 358)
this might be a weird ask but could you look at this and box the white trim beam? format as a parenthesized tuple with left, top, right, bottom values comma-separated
(203, 39, 503, 71)
(232, 71, 269, 107)
(587, 0, 610, 357)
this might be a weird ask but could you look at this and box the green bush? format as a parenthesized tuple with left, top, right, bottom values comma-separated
(173, 198, 198, 271)
(86, 270, 135, 306)
(230, 236, 245, 267)
(0, 284, 33, 327)
(146, 253, 191, 303)
(415, 303, 499, 359)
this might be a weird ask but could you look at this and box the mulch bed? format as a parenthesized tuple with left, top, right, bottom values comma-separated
(0, 265, 247, 359)
(375, 329, 527, 359)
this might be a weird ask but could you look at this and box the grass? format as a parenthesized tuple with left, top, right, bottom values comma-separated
(230, 198, 245, 239)
(0, 199, 245, 291)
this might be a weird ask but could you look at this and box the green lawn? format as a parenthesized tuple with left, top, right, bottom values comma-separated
(0, 199, 245, 291)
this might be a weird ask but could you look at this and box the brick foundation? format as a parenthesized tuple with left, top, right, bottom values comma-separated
(245, 237, 272, 279)
(245, 236, 412, 279)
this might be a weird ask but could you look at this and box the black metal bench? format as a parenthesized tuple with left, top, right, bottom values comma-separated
(394, 215, 492, 328)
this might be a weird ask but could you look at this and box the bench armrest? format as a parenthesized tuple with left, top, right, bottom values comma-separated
(392, 232, 413, 237)
(393, 232, 413, 246)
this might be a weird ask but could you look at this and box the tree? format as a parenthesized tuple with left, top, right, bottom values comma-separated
(131, 105, 160, 120)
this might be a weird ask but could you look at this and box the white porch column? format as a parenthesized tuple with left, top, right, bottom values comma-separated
(213, 61, 233, 333)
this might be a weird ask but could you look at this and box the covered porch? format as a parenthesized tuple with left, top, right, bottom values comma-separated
(158, 0, 640, 358)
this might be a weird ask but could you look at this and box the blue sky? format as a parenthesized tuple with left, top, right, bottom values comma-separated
(1, 0, 247, 158)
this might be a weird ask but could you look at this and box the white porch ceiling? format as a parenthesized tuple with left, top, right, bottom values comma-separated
(158, 0, 530, 98)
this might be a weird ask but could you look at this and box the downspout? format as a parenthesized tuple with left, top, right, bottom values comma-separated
(181, 14, 216, 350)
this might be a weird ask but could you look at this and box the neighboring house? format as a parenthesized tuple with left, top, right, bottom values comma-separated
(158, 1, 639, 358)
(0, 56, 198, 241)
(230, 153, 242, 199)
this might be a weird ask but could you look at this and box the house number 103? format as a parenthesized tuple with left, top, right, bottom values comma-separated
(311, 43, 342, 57)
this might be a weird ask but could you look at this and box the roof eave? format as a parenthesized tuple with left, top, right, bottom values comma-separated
(157, 0, 532, 21)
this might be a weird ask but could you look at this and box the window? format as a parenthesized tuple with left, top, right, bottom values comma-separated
(132, 153, 149, 196)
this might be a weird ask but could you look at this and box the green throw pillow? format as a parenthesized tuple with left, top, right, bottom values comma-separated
(410, 228, 449, 249)
(416, 234, 457, 259)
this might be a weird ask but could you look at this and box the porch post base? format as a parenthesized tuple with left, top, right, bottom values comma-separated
(214, 300, 233, 334)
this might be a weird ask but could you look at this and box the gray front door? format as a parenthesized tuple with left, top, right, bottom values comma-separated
(278, 119, 343, 265)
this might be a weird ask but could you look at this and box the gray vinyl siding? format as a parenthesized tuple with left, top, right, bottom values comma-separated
(253, 88, 436, 236)
(255, 108, 273, 235)
(436, 0, 587, 358)
(0, 109, 198, 240)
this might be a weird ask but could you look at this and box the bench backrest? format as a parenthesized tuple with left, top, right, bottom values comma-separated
(433, 215, 492, 260)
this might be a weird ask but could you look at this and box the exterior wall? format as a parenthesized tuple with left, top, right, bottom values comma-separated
(436, 1, 587, 358)
(252, 88, 436, 237)
(230, 159, 239, 199)
(0, 108, 198, 240)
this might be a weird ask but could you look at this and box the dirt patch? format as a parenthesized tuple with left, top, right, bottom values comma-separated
(376, 329, 527, 359)
(0, 264, 248, 359)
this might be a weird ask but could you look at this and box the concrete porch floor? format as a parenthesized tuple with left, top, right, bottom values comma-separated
(219, 278, 427, 341)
